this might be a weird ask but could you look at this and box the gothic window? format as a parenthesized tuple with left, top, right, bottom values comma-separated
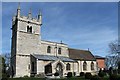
(58, 48, 61, 54)
(96, 62, 99, 70)
(66, 63, 70, 70)
(47, 46, 51, 53)
(32, 62, 34, 72)
(83, 61, 87, 71)
(27, 26, 29, 32)
(28, 64, 30, 70)
(27, 26, 32, 33)
(91, 62, 94, 70)
(30, 26, 32, 33)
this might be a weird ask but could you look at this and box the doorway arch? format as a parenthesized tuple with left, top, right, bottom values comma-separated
(56, 63, 63, 76)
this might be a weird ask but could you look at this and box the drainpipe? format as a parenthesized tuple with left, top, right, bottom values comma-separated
(55, 43, 57, 57)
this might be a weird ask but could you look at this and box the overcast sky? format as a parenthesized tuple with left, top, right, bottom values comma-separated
(2, 2, 118, 57)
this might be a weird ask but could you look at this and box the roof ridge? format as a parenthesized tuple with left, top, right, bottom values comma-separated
(41, 40, 67, 45)
(69, 48, 90, 52)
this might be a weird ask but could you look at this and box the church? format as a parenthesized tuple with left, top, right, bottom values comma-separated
(11, 4, 98, 77)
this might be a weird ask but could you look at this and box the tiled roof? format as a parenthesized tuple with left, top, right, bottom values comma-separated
(32, 54, 75, 62)
(68, 48, 96, 61)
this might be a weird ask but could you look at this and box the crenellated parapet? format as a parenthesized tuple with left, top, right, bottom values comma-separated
(12, 3, 42, 26)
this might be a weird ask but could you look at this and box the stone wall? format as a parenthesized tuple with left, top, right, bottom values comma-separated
(80, 61, 97, 75)
(41, 40, 69, 57)
(16, 55, 30, 77)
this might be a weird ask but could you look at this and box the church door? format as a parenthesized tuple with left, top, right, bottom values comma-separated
(56, 63, 63, 76)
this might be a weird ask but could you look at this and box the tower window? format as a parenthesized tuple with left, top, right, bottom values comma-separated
(58, 48, 61, 54)
(47, 46, 51, 53)
(83, 61, 87, 71)
(66, 63, 70, 70)
(27, 26, 32, 33)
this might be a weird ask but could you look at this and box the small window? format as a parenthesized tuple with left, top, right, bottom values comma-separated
(91, 62, 94, 70)
(47, 46, 51, 53)
(58, 48, 61, 54)
(66, 63, 70, 70)
(27, 26, 29, 32)
(27, 26, 32, 33)
(30, 26, 32, 33)
(83, 61, 87, 71)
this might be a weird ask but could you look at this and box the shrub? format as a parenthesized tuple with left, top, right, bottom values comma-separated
(109, 67, 113, 76)
(98, 71, 105, 77)
(113, 69, 118, 75)
(85, 72, 92, 79)
(109, 74, 120, 80)
(67, 72, 72, 77)
(54, 72, 59, 76)
(1, 73, 8, 80)
(30, 74, 34, 77)
(90, 75, 101, 80)
(118, 69, 120, 74)
(23, 75, 29, 78)
(35, 73, 45, 78)
(73, 72, 76, 76)
(80, 72, 85, 77)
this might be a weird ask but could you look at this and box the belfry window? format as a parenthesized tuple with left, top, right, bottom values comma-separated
(27, 26, 32, 33)
(83, 61, 87, 71)
(66, 63, 70, 70)
(91, 62, 94, 70)
(47, 46, 51, 53)
(58, 48, 61, 54)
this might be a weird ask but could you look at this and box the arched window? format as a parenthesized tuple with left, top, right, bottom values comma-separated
(58, 48, 61, 54)
(27, 26, 32, 33)
(66, 63, 70, 70)
(47, 46, 51, 53)
(32, 62, 34, 72)
(96, 62, 99, 70)
(83, 61, 87, 71)
(27, 26, 29, 32)
(91, 62, 94, 70)
(30, 26, 32, 33)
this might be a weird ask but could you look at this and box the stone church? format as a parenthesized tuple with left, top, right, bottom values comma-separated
(11, 4, 98, 77)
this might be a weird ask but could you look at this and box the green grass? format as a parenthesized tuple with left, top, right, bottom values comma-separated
(7, 76, 109, 80)
(52, 77, 86, 80)
(8, 77, 45, 80)
(8, 77, 86, 80)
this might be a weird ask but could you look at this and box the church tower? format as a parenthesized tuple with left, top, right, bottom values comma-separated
(11, 3, 42, 77)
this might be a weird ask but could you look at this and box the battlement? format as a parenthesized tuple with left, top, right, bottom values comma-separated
(12, 15, 41, 26)
(19, 15, 40, 25)
(13, 3, 42, 25)
(20, 16, 38, 22)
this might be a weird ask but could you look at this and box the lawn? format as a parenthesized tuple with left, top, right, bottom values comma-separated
(7, 77, 109, 80)
(7, 77, 86, 80)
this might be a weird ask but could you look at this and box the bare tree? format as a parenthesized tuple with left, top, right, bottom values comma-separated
(4, 53, 11, 67)
(106, 40, 120, 69)
(1, 53, 11, 78)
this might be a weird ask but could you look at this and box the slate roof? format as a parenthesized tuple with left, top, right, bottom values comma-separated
(94, 55, 105, 59)
(68, 48, 96, 61)
(32, 54, 75, 62)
